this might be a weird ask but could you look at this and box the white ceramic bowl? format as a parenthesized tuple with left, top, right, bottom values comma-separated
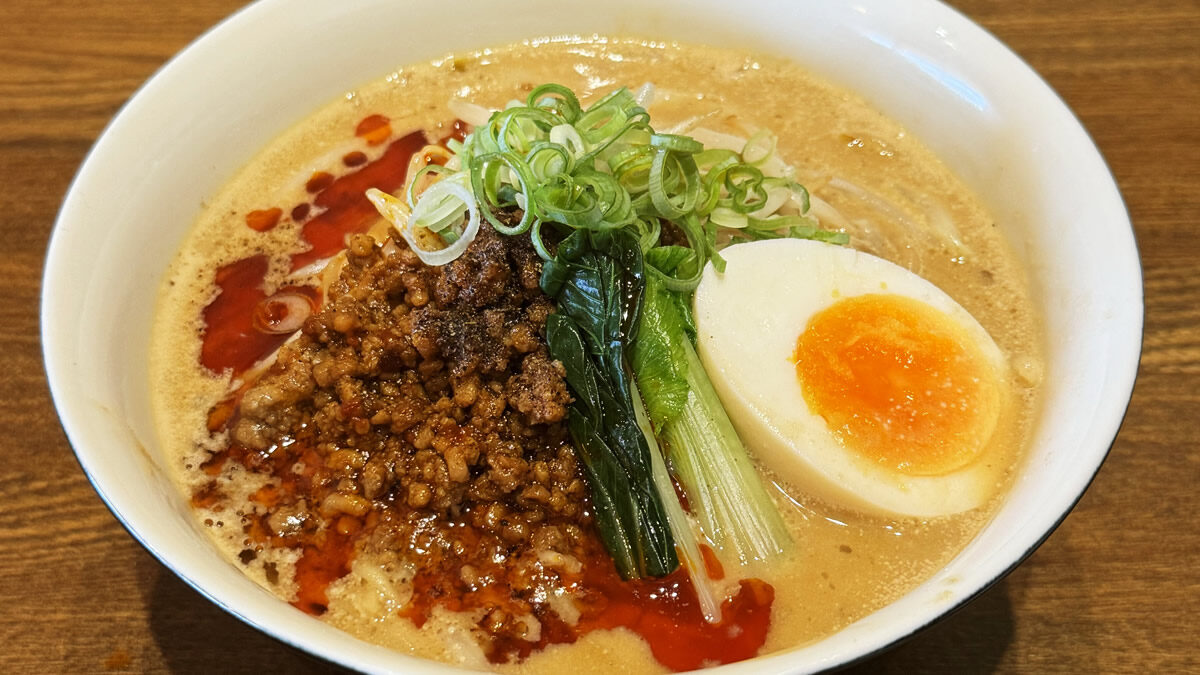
(42, 0, 1141, 672)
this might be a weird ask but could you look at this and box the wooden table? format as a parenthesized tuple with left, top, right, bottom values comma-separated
(2, 1, 1196, 672)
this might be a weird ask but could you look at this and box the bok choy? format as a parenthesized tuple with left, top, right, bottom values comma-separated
(541, 228, 677, 579)
(542, 228, 722, 619)
(635, 253, 791, 565)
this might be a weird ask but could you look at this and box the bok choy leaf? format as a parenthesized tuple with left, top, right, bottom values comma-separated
(541, 229, 678, 579)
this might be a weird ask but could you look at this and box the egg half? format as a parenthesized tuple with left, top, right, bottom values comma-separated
(694, 238, 1012, 518)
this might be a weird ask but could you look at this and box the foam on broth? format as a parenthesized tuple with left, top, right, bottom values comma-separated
(150, 37, 1042, 672)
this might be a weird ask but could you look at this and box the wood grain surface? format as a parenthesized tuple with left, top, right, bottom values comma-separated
(2, 1, 1196, 672)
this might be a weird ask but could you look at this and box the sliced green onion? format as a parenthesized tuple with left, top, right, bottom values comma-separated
(549, 123, 587, 158)
(647, 150, 700, 221)
(470, 152, 537, 235)
(650, 132, 704, 154)
(394, 82, 843, 271)
(634, 217, 661, 252)
(405, 163, 453, 208)
(741, 129, 776, 166)
(527, 82, 583, 122)
(367, 174, 481, 266)
(710, 206, 748, 230)
(530, 218, 555, 261)
(723, 165, 768, 213)
(526, 140, 575, 180)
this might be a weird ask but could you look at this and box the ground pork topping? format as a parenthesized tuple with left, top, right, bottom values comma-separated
(199, 225, 594, 661)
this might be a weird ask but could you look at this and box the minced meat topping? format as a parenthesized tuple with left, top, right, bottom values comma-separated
(197, 225, 600, 661)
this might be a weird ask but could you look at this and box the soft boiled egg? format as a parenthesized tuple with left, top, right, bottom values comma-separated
(694, 238, 1012, 518)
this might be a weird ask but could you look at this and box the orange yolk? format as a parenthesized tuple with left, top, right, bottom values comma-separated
(793, 293, 1001, 476)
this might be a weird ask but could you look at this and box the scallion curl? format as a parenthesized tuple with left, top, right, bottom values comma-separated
(470, 151, 538, 235)
(527, 83, 583, 122)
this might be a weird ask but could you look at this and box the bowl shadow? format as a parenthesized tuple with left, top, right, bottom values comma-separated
(840, 578, 1015, 674)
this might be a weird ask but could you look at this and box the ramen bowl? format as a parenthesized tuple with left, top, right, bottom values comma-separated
(41, 0, 1141, 672)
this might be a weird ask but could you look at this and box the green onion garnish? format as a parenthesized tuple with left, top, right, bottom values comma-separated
(370, 82, 843, 274)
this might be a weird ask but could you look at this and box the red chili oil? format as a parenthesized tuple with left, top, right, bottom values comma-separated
(245, 207, 282, 232)
(288, 129, 426, 272)
(355, 114, 392, 145)
(199, 117, 426, 376)
(292, 531, 355, 615)
(198, 255, 321, 376)
(305, 171, 335, 193)
(342, 151, 368, 167)
(445, 118, 469, 143)
(396, 524, 772, 670)
(290, 203, 311, 222)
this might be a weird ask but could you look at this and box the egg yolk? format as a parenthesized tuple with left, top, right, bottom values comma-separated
(793, 293, 1001, 476)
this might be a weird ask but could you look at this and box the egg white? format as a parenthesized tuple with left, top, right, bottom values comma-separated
(694, 238, 1011, 518)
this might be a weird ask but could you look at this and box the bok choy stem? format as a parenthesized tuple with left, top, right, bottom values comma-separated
(662, 339, 792, 565)
(631, 383, 723, 623)
(633, 264, 791, 566)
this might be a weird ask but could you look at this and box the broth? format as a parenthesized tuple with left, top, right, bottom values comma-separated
(150, 37, 1042, 672)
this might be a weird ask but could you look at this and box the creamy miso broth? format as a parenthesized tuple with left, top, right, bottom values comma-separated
(150, 37, 1043, 672)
